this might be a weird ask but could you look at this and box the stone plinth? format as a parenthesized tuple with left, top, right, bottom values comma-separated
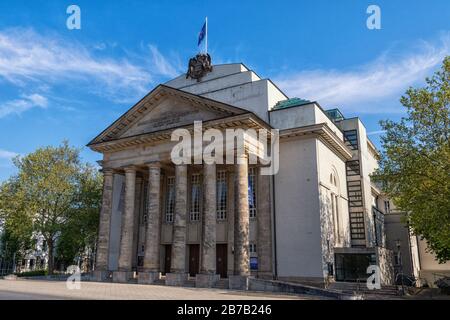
(91, 270, 110, 282)
(112, 271, 134, 283)
(195, 273, 220, 288)
(137, 271, 161, 284)
(165, 272, 188, 286)
(229, 275, 249, 290)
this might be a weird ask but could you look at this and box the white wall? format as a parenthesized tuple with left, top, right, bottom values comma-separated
(202, 80, 275, 122)
(316, 139, 351, 249)
(269, 103, 343, 139)
(274, 137, 323, 278)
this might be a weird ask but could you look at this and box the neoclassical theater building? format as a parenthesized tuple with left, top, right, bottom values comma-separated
(88, 56, 394, 288)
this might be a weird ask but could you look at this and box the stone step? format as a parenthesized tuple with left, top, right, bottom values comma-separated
(329, 282, 400, 296)
(185, 279, 196, 287)
(153, 279, 165, 285)
(213, 279, 229, 289)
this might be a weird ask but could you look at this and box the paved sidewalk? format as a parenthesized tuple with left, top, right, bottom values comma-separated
(0, 279, 326, 300)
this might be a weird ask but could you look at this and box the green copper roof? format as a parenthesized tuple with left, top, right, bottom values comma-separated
(273, 97, 311, 110)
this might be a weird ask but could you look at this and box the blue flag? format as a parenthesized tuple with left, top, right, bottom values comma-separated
(198, 21, 206, 46)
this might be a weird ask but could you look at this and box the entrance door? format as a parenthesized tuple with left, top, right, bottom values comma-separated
(216, 244, 228, 278)
(189, 244, 200, 277)
(164, 245, 172, 275)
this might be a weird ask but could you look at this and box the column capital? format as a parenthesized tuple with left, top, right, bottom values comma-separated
(102, 168, 115, 176)
(123, 166, 137, 173)
(236, 152, 248, 164)
(146, 162, 161, 169)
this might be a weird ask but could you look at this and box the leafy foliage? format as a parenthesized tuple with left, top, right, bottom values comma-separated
(373, 57, 450, 263)
(0, 141, 102, 273)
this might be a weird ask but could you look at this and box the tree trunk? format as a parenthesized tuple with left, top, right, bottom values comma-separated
(47, 239, 54, 275)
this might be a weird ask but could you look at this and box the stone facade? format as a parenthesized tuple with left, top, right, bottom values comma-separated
(88, 63, 393, 287)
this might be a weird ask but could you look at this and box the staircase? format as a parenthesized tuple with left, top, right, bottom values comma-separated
(153, 278, 166, 286)
(329, 281, 400, 296)
(185, 278, 196, 287)
(148, 276, 198, 288)
(213, 279, 229, 290)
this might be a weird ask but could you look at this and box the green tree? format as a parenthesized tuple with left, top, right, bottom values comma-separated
(373, 56, 450, 263)
(55, 168, 102, 269)
(0, 141, 102, 274)
(0, 177, 33, 269)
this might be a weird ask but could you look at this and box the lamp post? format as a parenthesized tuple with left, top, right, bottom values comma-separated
(396, 239, 404, 294)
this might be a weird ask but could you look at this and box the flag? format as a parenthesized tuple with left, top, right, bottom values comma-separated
(198, 21, 206, 46)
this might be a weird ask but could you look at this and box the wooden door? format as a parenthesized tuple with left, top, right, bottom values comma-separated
(216, 244, 228, 278)
(189, 244, 200, 277)
(164, 245, 172, 275)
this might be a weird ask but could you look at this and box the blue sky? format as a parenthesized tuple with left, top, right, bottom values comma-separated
(0, 0, 449, 181)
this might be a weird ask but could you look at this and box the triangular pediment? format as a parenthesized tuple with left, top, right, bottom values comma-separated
(88, 85, 247, 145)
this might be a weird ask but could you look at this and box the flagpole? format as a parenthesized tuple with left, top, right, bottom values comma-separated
(205, 16, 208, 54)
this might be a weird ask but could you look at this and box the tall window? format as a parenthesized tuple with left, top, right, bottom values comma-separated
(165, 176, 175, 223)
(248, 167, 257, 218)
(332, 193, 340, 243)
(190, 173, 201, 221)
(216, 171, 227, 220)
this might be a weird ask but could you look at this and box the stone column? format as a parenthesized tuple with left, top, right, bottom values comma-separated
(92, 168, 114, 281)
(196, 163, 220, 287)
(113, 167, 136, 283)
(131, 176, 142, 269)
(138, 164, 162, 284)
(230, 153, 250, 290)
(257, 171, 273, 278)
(166, 164, 188, 286)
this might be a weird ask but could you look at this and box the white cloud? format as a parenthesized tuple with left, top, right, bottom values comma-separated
(0, 149, 18, 159)
(275, 34, 450, 114)
(148, 45, 180, 78)
(0, 94, 48, 118)
(0, 28, 181, 105)
(367, 130, 387, 136)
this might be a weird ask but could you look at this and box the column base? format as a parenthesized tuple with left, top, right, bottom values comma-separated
(229, 275, 249, 290)
(165, 272, 188, 286)
(195, 273, 220, 288)
(112, 271, 134, 283)
(90, 270, 110, 282)
(137, 271, 161, 284)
